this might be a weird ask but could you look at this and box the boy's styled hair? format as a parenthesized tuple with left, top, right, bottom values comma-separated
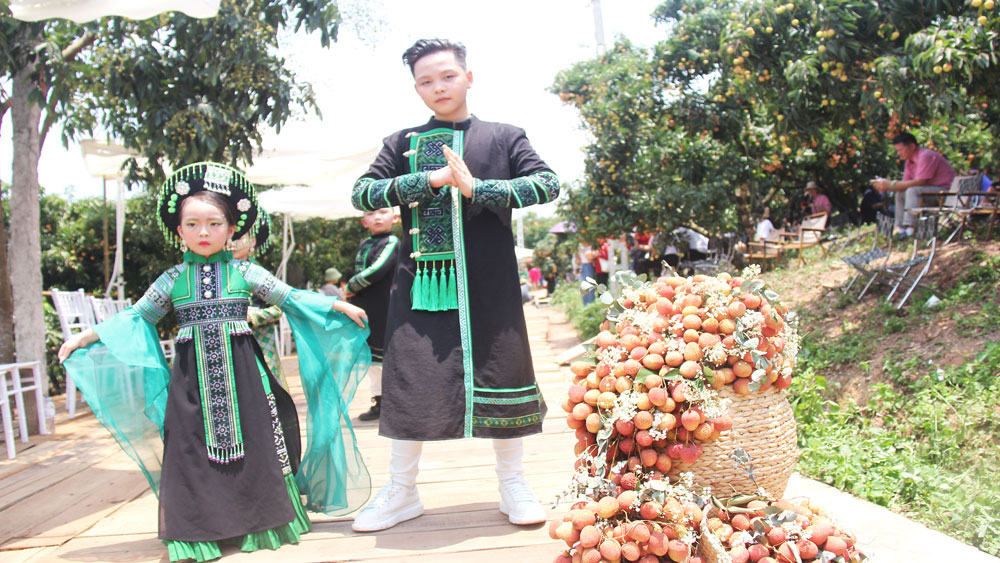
(402, 39, 467, 74)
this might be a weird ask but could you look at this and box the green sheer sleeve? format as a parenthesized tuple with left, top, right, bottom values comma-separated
(62, 268, 179, 494)
(237, 260, 373, 515)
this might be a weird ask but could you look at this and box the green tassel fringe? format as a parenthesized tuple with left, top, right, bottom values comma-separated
(446, 265, 459, 309)
(410, 262, 459, 312)
(163, 475, 311, 562)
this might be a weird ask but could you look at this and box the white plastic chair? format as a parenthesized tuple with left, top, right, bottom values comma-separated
(50, 289, 97, 418)
(1, 361, 48, 459)
(89, 295, 131, 322)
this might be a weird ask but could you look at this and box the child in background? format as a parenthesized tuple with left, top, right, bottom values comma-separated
(347, 206, 400, 421)
(59, 163, 371, 562)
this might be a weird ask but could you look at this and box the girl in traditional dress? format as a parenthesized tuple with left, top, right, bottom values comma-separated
(58, 163, 372, 561)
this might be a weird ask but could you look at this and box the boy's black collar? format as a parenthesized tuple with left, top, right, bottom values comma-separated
(427, 115, 475, 130)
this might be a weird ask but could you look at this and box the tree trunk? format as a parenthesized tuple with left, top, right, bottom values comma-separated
(0, 184, 14, 365)
(10, 37, 47, 434)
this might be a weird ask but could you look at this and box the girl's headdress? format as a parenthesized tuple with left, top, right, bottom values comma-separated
(156, 162, 264, 250)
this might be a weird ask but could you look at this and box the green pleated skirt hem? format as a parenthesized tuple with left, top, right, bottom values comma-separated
(164, 474, 312, 562)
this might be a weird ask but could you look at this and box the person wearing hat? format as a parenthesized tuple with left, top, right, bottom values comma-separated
(321, 267, 345, 299)
(57, 162, 372, 561)
(804, 181, 833, 214)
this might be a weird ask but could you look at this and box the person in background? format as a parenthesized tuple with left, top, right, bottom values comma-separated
(576, 243, 596, 305)
(346, 206, 400, 422)
(870, 132, 956, 238)
(754, 208, 775, 242)
(321, 267, 345, 299)
(804, 181, 832, 215)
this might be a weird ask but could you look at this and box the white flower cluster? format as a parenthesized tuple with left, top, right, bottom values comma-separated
(648, 411, 669, 441)
(608, 389, 640, 425)
(730, 530, 754, 547)
(685, 384, 731, 419)
(741, 264, 762, 279)
(705, 342, 728, 366)
(737, 310, 765, 340)
(597, 344, 627, 365)
(663, 337, 684, 353)
(620, 308, 658, 336)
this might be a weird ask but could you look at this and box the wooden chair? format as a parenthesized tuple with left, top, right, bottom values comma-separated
(776, 212, 828, 267)
(910, 174, 982, 244)
(1, 361, 48, 459)
(744, 238, 784, 271)
(50, 289, 97, 418)
(962, 191, 1000, 239)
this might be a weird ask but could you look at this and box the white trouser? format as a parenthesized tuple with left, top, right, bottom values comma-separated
(388, 437, 525, 487)
(895, 185, 946, 228)
(368, 364, 382, 396)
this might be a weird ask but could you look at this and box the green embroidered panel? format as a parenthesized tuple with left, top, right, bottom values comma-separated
(472, 413, 543, 428)
(409, 129, 459, 260)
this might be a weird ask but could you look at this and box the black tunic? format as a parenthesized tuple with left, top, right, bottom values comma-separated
(352, 116, 561, 440)
(347, 233, 398, 363)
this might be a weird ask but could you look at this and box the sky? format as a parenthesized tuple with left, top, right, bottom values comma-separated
(0, 0, 666, 209)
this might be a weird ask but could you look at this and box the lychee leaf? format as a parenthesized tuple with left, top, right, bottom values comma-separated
(764, 289, 779, 301)
(751, 369, 767, 382)
(635, 367, 655, 384)
(703, 365, 715, 384)
(662, 368, 683, 381)
(748, 379, 762, 392)
(763, 506, 782, 516)
(744, 337, 759, 350)
(752, 519, 768, 534)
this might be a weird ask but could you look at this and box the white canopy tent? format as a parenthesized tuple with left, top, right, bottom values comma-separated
(81, 140, 378, 291)
(9, 0, 220, 22)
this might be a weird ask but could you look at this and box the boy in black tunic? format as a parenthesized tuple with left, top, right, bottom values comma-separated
(347, 207, 399, 421)
(351, 39, 560, 532)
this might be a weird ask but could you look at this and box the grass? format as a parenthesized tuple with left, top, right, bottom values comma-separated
(790, 251, 1000, 556)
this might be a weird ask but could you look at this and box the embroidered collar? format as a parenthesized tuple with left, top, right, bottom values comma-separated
(183, 250, 233, 263)
(428, 115, 475, 130)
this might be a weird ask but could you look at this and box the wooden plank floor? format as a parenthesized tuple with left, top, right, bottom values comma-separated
(0, 303, 580, 562)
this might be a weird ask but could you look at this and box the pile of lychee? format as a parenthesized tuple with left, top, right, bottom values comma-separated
(703, 497, 868, 562)
(551, 489, 703, 563)
(563, 272, 797, 470)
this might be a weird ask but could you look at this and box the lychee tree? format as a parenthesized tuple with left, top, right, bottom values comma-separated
(553, 0, 1000, 240)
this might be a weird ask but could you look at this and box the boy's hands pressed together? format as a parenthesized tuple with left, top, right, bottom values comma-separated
(428, 145, 474, 199)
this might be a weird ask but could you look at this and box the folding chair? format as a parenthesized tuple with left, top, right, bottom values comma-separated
(1, 361, 48, 459)
(884, 214, 938, 310)
(842, 213, 895, 295)
(50, 289, 97, 418)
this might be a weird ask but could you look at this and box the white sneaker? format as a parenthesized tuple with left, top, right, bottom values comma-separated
(498, 474, 546, 525)
(351, 481, 424, 532)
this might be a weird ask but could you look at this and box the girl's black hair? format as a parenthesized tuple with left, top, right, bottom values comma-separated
(181, 190, 238, 227)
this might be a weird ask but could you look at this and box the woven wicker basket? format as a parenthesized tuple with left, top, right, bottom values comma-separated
(698, 505, 731, 563)
(667, 385, 798, 497)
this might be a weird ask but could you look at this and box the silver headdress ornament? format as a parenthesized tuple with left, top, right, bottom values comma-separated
(203, 164, 233, 195)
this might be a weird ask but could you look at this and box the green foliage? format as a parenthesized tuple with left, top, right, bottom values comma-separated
(549, 284, 605, 339)
(792, 344, 1000, 556)
(552, 0, 1000, 241)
